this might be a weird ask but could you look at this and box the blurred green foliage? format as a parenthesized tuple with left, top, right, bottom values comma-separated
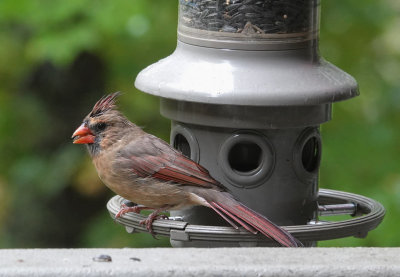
(0, 0, 398, 248)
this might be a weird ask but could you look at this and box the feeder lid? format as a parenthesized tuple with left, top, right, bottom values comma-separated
(135, 41, 358, 106)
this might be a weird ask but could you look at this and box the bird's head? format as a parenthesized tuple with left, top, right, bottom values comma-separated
(72, 92, 132, 156)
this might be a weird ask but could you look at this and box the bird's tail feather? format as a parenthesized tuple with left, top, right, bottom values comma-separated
(206, 194, 301, 247)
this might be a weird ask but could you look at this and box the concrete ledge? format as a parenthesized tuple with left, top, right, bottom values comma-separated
(0, 248, 399, 277)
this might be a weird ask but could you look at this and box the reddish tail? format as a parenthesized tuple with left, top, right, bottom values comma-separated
(208, 198, 301, 247)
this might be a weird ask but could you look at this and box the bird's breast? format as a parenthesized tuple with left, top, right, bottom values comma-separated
(92, 154, 197, 210)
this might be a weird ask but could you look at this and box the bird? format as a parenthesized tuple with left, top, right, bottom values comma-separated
(72, 92, 301, 247)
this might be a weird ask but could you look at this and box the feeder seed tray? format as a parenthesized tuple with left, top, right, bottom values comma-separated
(107, 188, 385, 247)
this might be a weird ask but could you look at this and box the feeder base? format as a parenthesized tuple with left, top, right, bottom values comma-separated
(107, 189, 385, 247)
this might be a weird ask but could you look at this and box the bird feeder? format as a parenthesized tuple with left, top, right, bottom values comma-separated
(107, 0, 384, 246)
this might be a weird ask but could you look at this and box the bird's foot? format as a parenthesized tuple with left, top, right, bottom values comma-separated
(115, 204, 149, 219)
(139, 209, 169, 238)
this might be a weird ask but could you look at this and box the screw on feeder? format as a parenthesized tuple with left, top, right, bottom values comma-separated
(125, 226, 137, 234)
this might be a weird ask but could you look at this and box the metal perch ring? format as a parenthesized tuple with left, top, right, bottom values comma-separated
(107, 188, 385, 246)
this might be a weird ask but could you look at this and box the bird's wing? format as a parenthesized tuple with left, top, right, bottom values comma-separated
(119, 135, 224, 190)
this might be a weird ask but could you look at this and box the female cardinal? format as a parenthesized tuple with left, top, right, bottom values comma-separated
(72, 92, 300, 247)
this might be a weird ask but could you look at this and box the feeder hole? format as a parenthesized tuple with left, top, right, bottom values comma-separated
(228, 142, 262, 174)
(173, 133, 191, 158)
(301, 136, 320, 172)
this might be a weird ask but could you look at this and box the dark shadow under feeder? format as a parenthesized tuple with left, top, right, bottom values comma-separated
(106, 0, 385, 246)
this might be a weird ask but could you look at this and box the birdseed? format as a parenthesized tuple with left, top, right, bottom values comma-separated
(179, 0, 313, 34)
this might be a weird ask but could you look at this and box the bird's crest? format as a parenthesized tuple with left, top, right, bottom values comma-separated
(90, 92, 121, 117)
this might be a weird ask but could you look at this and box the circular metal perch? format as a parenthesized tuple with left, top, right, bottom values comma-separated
(107, 188, 385, 246)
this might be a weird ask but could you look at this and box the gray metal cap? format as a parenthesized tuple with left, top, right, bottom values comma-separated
(135, 41, 358, 106)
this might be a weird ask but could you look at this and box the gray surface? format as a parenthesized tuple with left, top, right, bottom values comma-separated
(135, 42, 358, 106)
(0, 248, 399, 277)
(161, 100, 332, 128)
(167, 124, 319, 227)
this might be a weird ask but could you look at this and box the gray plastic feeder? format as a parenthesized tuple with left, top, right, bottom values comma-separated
(111, 0, 384, 246)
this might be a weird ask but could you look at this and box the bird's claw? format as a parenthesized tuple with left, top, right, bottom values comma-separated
(115, 204, 147, 219)
(139, 212, 169, 238)
(116, 204, 168, 239)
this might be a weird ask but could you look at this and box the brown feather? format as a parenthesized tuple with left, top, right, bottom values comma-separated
(121, 134, 225, 190)
(90, 92, 121, 117)
(194, 190, 300, 247)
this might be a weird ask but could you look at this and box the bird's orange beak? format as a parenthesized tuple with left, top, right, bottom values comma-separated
(72, 123, 95, 144)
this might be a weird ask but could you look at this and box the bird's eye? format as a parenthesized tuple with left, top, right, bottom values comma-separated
(95, 122, 107, 132)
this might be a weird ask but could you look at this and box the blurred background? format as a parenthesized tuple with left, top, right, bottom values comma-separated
(0, 0, 398, 248)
